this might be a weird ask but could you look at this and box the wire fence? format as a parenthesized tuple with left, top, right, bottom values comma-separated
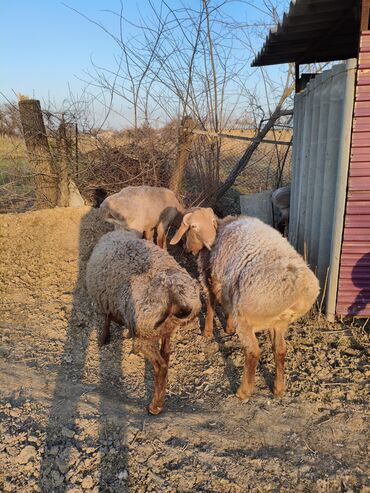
(0, 109, 292, 214)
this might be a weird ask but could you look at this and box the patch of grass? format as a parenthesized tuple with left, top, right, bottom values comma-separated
(0, 135, 34, 213)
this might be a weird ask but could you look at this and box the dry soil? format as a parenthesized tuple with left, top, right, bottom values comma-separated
(0, 207, 369, 493)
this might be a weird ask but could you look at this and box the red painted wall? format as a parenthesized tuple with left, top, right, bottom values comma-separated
(337, 31, 370, 316)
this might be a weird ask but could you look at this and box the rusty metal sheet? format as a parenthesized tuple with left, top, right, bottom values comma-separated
(348, 176, 370, 189)
(357, 77, 370, 86)
(353, 115, 370, 131)
(355, 99, 370, 108)
(355, 85, 370, 99)
(351, 146, 370, 154)
(354, 107, 370, 117)
(339, 268, 370, 279)
(337, 292, 370, 303)
(348, 176, 370, 191)
(346, 200, 370, 211)
(351, 134, 370, 146)
(337, 290, 370, 301)
(343, 254, 370, 268)
(342, 241, 370, 256)
(356, 92, 370, 100)
(347, 190, 370, 200)
(336, 304, 370, 316)
(343, 228, 370, 241)
(360, 34, 370, 51)
(345, 214, 370, 227)
(349, 166, 370, 176)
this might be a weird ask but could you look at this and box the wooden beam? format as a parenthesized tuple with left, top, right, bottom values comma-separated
(190, 128, 293, 146)
(295, 63, 300, 93)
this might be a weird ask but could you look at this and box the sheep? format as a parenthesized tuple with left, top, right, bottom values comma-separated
(271, 185, 290, 237)
(170, 208, 319, 399)
(99, 186, 184, 248)
(86, 230, 201, 415)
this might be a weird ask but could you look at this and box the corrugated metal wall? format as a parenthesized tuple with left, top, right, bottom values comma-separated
(337, 32, 370, 317)
(289, 60, 357, 316)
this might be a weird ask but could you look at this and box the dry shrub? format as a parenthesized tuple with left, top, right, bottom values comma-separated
(75, 126, 177, 204)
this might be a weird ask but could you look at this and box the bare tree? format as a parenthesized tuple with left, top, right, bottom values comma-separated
(65, 0, 296, 200)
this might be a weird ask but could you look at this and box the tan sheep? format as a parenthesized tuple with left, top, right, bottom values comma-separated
(100, 186, 184, 248)
(86, 230, 201, 415)
(170, 208, 319, 399)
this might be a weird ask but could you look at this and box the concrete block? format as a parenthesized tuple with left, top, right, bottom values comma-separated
(240, 190, 273, 225)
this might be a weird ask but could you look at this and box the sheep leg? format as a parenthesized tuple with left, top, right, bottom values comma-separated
(155, 335, 171, 404)
(236, 329, 260, 400)
(149, 337, 171, 414)
(144, 228, 154, 241)
(225, 313, 235, 334)
(204, 290, 216, 338)
(156, 222, 167, 250)
(100, 314, 111, 346)
(220, 293, 235, 334)
(141, 342, 168, 415)
(269, 328, 287, 397)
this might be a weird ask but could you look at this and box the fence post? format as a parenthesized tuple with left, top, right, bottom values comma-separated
(56, 115, 72, 207)
(170, 116, 198, 195)
(18, 99, 58, 208)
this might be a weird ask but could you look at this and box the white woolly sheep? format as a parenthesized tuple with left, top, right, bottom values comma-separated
(100, 186, 184, 248)
(86, 230, 201, 415)
(170, 208, 319, 399)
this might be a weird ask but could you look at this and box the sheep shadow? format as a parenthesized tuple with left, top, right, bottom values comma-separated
(347, 252, 370, 316)
(38, 208, 131, 493)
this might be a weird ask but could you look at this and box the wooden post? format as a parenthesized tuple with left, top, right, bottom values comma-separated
(56, 115, 72, 207)
(170, 116, 198, 196)
(18, 99, 58, 208)
(295, 63, 300, 93)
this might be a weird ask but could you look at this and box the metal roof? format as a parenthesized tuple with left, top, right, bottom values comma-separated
(252, 0, 361, 67)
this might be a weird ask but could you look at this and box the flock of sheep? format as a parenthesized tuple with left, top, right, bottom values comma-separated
(86, 186, 319, 415)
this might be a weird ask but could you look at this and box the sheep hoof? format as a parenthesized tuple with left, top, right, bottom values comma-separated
(273, 387, 285, 398)
(236, 387, 252, 401)
(203, 329, 214, 338)
(148, 404, 163, 415)
(225, 326, 235, 335)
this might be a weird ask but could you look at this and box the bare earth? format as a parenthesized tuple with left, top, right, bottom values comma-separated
(0, 207, 368, 493)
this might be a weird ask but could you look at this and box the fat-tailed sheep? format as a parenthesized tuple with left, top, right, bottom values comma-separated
(170, 208, 319, 399)
(100, 186, 184, 248)
(86, 230, 201, 414)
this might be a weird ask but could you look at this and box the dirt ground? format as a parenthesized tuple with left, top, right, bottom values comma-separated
(0, 207, 369, 493)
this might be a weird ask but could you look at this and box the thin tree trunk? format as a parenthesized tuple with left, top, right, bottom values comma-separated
(170, 116, 198, 196)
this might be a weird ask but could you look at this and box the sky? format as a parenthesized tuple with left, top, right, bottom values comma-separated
(1, 0, 289, 129)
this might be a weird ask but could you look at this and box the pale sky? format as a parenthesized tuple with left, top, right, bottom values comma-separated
(1, 0, 290, 129)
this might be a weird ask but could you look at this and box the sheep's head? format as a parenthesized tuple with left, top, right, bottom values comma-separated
(170, 207, 218, 255)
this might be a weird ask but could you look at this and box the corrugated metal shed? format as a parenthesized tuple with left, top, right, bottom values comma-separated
(288, 61, 357, 313)
(252, 0, 360, 66)
(336, 32, 370, 317)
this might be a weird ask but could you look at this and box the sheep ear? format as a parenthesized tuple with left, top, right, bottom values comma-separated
(170, 213, 191, 245)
